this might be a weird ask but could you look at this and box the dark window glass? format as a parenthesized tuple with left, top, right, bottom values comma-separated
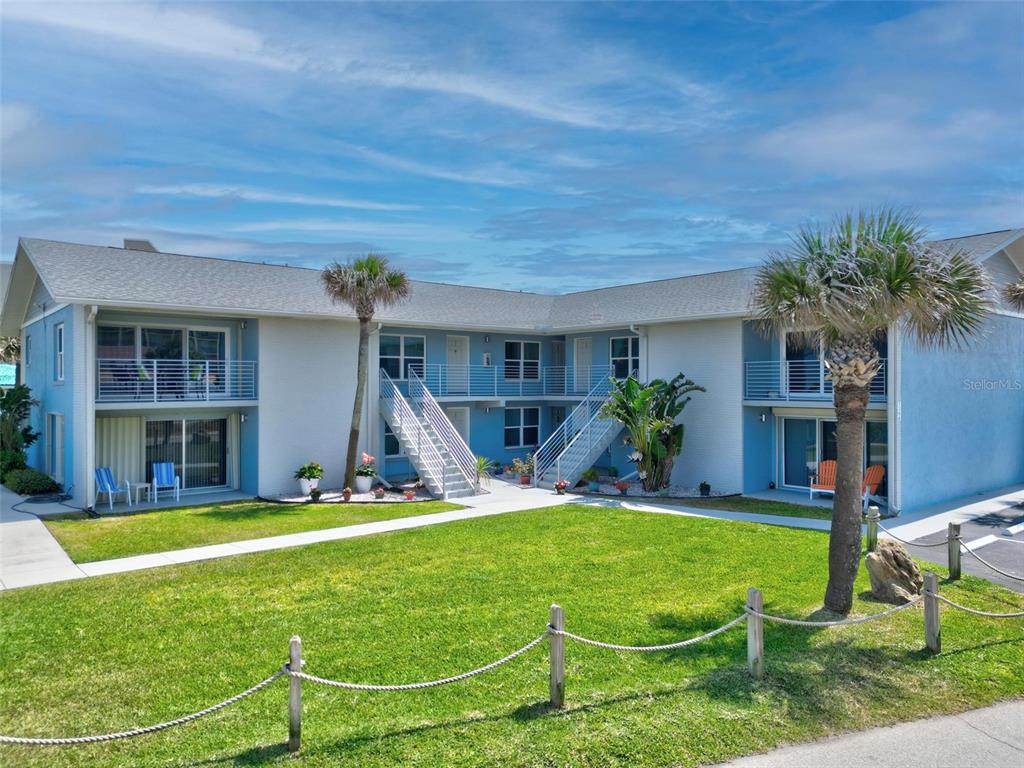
(97, 326, 136, 359)
(141, 328, 183, 360)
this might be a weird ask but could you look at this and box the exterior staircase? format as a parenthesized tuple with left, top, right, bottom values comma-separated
(534, 374, 621, 489)
(379, 369, 478, 499)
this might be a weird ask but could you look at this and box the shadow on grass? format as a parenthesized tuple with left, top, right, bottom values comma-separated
(194, 504, 305, 523)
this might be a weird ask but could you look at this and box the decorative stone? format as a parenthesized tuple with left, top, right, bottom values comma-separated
(866, 539, 923, 604)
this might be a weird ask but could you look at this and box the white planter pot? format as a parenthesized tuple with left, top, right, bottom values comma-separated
(298, 478, 319, 496)
(354, 476, 373, 494)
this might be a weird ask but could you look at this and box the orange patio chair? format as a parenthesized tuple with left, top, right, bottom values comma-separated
(809, 460, 837, 501)
(862, 464, 886, 509)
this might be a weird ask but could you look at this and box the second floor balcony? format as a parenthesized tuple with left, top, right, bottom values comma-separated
(418, 364, 613, 399)
(96, 359, 257, 404)
(744, 359, 887, 403)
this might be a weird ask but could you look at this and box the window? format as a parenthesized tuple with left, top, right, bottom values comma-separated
(54, 323, 64, 381)
(380, 334, 425, 379)
(384, 423, 403, 457)
(24, 335, 31, 366)
(504, 407, 540, 448)
(610, 336, 639, 379)
(504, 341, 540, 380)
(97, 326, 136, 359)
(141, 327, 183, 360)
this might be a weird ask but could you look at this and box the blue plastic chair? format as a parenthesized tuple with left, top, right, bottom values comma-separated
(151, 462, 180, 502)
(95, 467, 131, 510)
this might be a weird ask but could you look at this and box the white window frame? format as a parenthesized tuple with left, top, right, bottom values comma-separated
(96, 322, 232, 362)
(54, 323, 65, 381)
(46, 412, 65, 483)
(503, 340, 540, 381)
(609, 336, 640, 380)
(379, 334, 425, 381)
(504, 406, 540, 448)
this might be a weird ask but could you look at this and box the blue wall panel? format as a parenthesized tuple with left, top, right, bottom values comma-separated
(899, 313, 1024, 511)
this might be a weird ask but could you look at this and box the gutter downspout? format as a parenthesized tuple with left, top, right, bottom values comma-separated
(85, 305, 98, 509)
(366, 322, 383, 476)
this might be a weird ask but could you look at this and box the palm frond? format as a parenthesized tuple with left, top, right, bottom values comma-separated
(1004, 277, 1024, 312)
(321, 253, 411, 320)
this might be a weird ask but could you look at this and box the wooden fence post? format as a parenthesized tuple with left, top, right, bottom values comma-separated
(288, 635, 302, 752)
(746, 587, 764, 680)
(865, 506, 880, 552)
(549, 604, 565, 708)
(947, 523, 961, 581)
(923, 572, 940, 654)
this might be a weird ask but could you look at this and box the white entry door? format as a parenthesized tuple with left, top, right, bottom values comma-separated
(446, 335, 469, 394)
(445, 407, 470, 445)
(574, 337, 592, 392)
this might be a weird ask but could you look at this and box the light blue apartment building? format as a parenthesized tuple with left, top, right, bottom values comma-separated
(1, 230, 1021, 513)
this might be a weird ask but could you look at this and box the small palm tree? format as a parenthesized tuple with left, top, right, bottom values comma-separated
(1005, 277, 1024, 312)
(322, 255, 411, 488)
(754, 209, 992, 614)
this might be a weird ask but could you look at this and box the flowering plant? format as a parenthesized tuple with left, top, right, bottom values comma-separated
(355, 453, 377, 477)
(294, 461, 324, 480)
(554, 479, 569, 491)
(510, 455, 534, 476)
(615, 480, 630, 491)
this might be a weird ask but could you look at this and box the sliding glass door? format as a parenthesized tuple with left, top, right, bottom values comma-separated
(145, 418, 227, 489)
(780, 416, 888, 496)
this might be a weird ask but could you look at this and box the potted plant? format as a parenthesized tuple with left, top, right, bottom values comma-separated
(342, 487, 352, 502)
(699, 480, 711, 497)
(354, 453, 376, 493)
(615, 480, 630, 496)
(511, 456, 533, 486)
(581, 468, 600, 492)
(404, 488, 416, 500)
(309, 487, 322, 502)
(554, 479, 569, 495)
(372, 483, 386, 499)
(294, 461, 323, 496)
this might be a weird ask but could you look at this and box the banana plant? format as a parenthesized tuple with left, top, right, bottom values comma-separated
(600, 374, 704, 492)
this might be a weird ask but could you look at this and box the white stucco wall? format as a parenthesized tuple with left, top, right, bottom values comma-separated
(257, 317, 360, 496)
(645, 318, 744, 493)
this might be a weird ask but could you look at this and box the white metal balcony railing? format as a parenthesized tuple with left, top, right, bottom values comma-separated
(96, 359, 257, 403)
(744, 359, 887, 402)
(418, 364, 614, 399)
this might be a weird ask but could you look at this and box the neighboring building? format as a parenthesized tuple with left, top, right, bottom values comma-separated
(0, 230, 1021, 513)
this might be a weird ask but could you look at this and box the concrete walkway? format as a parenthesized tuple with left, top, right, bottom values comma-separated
(712, 699, 1024, 768)
(2, 482, 1022, 591)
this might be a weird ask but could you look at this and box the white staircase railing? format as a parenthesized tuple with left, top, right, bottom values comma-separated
(533, 370, 616, 485)
(408, 368, 478, 491)
(380, 369, 451, 499)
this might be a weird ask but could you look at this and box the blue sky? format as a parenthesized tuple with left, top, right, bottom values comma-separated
(1, 1, 1021, 291)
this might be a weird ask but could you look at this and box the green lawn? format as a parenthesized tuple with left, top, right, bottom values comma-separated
(44, 499, 463, 562)
(676, 495, 833, 520)
(3, 505, 1022, 768)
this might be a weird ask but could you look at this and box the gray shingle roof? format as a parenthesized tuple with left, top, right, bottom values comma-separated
(9, 230, 1022, 332)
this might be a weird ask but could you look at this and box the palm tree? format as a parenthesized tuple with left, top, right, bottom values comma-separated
(1005, 277, 1024, 312)
(753, 210, 992, 614)
(322, 255, 411, 488)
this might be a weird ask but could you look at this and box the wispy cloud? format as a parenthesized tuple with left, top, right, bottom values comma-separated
(230, 218, 472, 242)
(135, 183, 420, 211)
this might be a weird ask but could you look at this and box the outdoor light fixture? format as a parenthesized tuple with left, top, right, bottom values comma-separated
(484, 335, 490, 342)
(760, 413, 767, 423)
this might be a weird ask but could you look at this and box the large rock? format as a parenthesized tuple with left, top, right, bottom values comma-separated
(866, 539, 923, 604)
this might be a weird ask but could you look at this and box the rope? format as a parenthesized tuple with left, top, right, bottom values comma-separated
(550, 613, 747, 652)
(287, 632, 549, 691)
(925, 592, 1024, 619)
(746, 596, 922, 627)
(876, 521, 948, 548)
(0, 669, 284, 746)
(957, 539, 1024, 581)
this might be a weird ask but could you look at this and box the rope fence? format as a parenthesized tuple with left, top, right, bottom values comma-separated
(865, 508, 1024, 583)
(2, 571, 1020, 752)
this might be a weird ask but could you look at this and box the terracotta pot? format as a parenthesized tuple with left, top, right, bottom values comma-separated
(520, 475, 531, 485)
(342, 489, 352, 502)
(404, 490, 416, 500)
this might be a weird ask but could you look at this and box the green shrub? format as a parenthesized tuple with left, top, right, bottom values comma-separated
(3, 468, 59, 495)
(0, 447, 27, 477)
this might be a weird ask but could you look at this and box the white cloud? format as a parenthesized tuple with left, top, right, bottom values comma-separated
(135, 183, 419, 211)
(2, 2, 303, 71)
(230, 218, 471, 242)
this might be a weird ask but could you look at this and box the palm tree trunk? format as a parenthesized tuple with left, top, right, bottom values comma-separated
(823, 381, 869, 613)
(345, 318, 371, 489)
